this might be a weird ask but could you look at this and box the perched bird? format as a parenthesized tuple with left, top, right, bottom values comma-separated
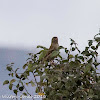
(49, 37, 59, 50)
(42, 37, 59, 62)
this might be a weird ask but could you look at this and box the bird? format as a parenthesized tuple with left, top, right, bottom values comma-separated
(42, 37, 59, 62)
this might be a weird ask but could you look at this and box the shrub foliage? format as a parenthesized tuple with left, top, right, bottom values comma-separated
(3, 33, 100, 100)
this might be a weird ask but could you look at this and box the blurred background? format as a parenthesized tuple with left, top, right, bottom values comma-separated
(0, 0, 100, 99)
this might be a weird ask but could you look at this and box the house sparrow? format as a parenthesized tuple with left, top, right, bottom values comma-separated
(43, 37, 59, 61)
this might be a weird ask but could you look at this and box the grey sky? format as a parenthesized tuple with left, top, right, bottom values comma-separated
(0, 0, 100, 50)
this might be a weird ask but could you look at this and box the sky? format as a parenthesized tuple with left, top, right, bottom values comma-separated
(0, 0, 100, 51)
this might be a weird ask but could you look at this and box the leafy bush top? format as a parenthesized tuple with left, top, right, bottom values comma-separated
(3, 33, 100, 100)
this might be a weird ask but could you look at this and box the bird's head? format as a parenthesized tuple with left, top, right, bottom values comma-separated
(51, 37, 58, 44)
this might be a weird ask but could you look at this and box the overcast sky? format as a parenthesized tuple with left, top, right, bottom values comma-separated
(0, 0, 100, 50)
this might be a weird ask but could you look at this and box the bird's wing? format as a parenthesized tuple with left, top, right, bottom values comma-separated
(46, 46, 55, 55)
(43, 46, 55, 61)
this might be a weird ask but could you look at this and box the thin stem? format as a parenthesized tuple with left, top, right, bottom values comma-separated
(32, 72, 38, 87)
(24, 87, 34, 100)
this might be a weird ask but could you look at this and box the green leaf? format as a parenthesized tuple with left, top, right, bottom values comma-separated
(88, 40, 93, 46)
(21, 72, 29, 79)
(58, 46, 64, 50)
(37, 50, 45, 54)
(3, 80, 9, 85)
(6, 66, 12, 71)
(78, 56, 84, 61)
(65, 48, 69, 53)
(94, 37, 100, 42)
(15, 74, 20, 79)
(40, 75, 48, 82)
(35, 87, 40, 93)
(85, 47, 89, 51)
(28, 63, 33, 71)
(39, 50, 48, 61)
(70, 38, 75, 42)
(50, 50, 59, 58)
(22, 77, 26, 80)
(10, 79, 16, 84)
(34, 54, 37, 58)
(15, 68, 19, 73)
(91, 46, 96, 50)
(19, 86, 24, 91)
(72, 47, 75, 51)
(70, 43, 73, 45)
(58, 54, 62, 59)
(13, 89, 18, 95)
(88, 58, 92, 63)
(69, 61, 80, 68)
(11, 73, 13, 77)
(93, 62, 100, 67)
(26, 83, 29, 86)
(96, 42, 100, 49)
(69, 54, 74, 59)
(84, 64, 91, 73)
(23, 64, 27, 69)
(25, 71, 30, 76)
(62, 59, 68, 63)
(81, 50, 90, 56)
(30, 81, 35, 87)
(16, 84, 19, 88)
(23, 93, 27, 96)
(9, 84, 13, 90)
(37, 45, 48, 50)
(11, 62, 14, 64)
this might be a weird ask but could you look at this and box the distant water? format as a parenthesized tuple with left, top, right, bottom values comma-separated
(0, 48, 40, 100)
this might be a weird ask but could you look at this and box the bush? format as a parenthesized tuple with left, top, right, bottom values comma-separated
(3, 33, 100, 100)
